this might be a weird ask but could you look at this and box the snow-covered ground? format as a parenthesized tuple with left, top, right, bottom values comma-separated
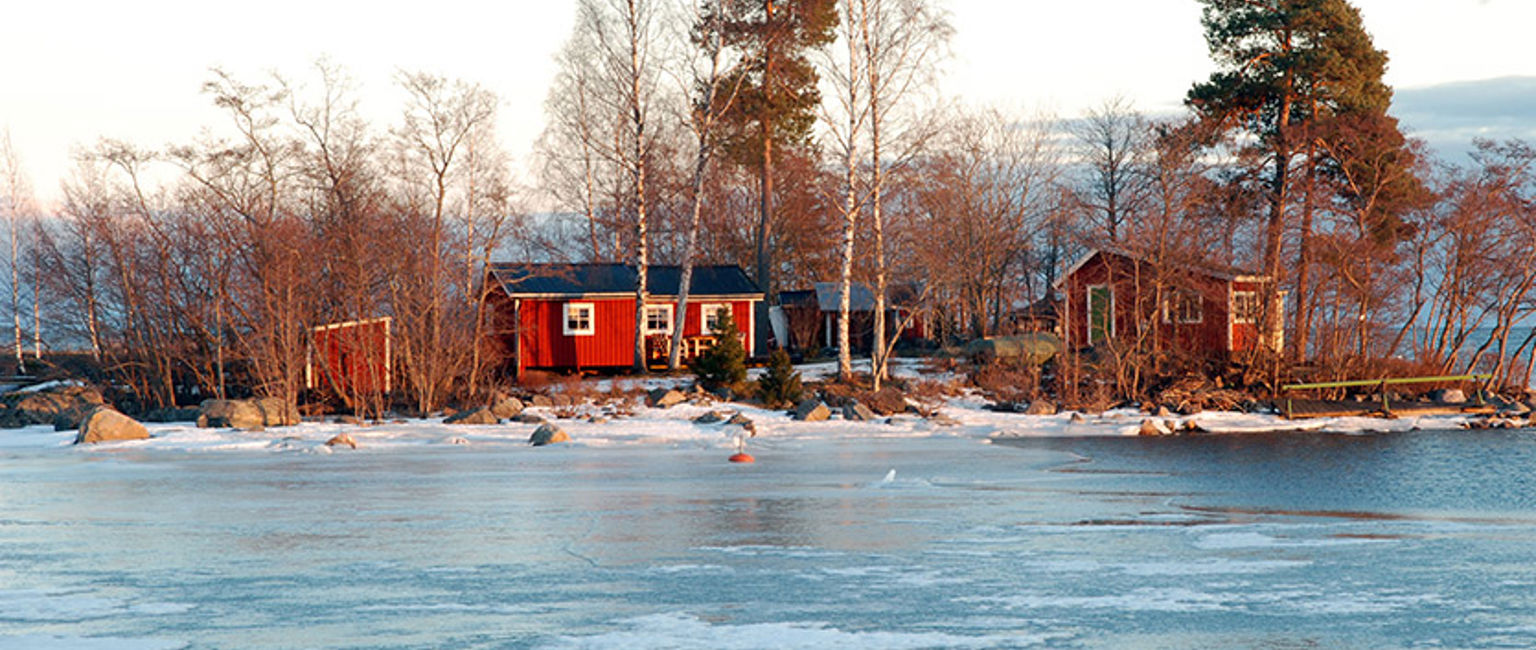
(4, 358, 1488, 454)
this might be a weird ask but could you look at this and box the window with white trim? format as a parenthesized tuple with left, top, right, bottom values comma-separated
(1232, 291, 1260, 324)
(701, 304, 730, 333)
(1163, 290, 1203, 324)
(644, 304, 674, 334)
(563, 302, 595, 336)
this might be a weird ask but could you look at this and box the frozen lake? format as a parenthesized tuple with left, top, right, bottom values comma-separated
(5, 427, 1536, 648)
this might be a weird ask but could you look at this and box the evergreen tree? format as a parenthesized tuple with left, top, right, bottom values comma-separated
(691, 309, 747, 390)
(1186, 0, 1403, 356)
(705, 0, 838, 298)
(756, 347, 802, 406)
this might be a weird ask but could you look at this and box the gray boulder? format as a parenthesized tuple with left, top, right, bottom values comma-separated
(490, 397, 524, 419)
(1024, 400, 1057, 416)
(694, 411, 728, 424)
(197, 399, 265, 429)
(0, 384, 107, 428)
(445, 407, 500, 425)
(254, 397, 300, 427)
(513, 412, 546, 424)
(530, 423, 571, 446)
(793, 399, 831, 422)
(843, 402, 877, 422)
(142, 407, 200, 423)
(647, 388, 687, 408)
(74, 408, 150, 444)
(1430, 388, 1467, 404)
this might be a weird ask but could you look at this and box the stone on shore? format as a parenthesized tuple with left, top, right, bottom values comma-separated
(1430, 388, 1467, 404)
(793, 399, 831, 422)
(1, 384, 107, 429)
(1024, 400, 1057, 416)
(530, 423, 570, 446)
(197, 399, 265, 429)
(74, 408, 150, 444)
(513, 412, 546, 424)
(647, 388, 687, 408)
(444, 407, 499, 425)
(843, 402, 877, 422)
(490, 397, 525, 419)
(253, 397, 300, 427)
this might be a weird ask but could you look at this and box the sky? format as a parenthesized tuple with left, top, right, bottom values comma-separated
(2, 0, 1534, 209)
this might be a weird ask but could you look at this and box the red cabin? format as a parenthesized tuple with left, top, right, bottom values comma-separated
(307, 317, 392, 395)
(1055, 247, 1282, 358)
(487, 263, 764, 376)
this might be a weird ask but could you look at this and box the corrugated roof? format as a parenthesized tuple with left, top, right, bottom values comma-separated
(490, 263, 762, 298)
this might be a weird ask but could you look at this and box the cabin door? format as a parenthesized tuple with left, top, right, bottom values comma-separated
(1088, 285, 1113, 345)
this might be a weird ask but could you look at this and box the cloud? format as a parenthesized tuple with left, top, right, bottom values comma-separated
(1392, 76, 1536, 162)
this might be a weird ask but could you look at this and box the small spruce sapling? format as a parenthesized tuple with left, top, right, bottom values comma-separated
(690, 309, 747, 390)
(757, 348, 803, 407)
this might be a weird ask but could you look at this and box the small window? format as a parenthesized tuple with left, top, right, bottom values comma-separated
(1164, 290, 1203, 324)
(563, 302, 595, 336)
(1232, 291, 1260, 324)
(644, 304, 673, 334)
(701, 304, 730, 333)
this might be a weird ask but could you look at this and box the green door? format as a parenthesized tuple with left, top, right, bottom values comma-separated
(1088, 286, 1112, 345)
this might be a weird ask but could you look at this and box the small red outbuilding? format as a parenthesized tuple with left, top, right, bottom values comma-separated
(487, 263, 764, 376)
(1055, 247, 1282, 358)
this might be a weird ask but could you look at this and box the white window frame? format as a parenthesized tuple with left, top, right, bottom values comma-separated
(1232, 291, 1260, 324)
(1163, 290, 1203, 324)
(701, 303, 730, 333)
(643, 303, 674, 334)
(563, 302, 595, 336)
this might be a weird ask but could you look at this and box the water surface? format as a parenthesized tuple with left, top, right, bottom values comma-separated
(4, 429, 1536, 648)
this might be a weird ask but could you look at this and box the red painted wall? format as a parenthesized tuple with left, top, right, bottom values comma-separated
(1063, 252, 1235, 357)
(514, 297, 756, 371)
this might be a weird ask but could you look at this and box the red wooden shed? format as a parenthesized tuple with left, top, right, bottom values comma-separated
(486, 263, 764, 376)
(1054, 247, 1282, 358)
(307, 317, 392, 395)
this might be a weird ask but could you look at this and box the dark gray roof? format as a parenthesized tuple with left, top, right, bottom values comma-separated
(490, 263, 762, 298)
(810, 282, 924, 312)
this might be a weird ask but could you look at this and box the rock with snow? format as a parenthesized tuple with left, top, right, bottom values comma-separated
(647, 388, 687, 408)
(693, 411, 728, 424)
(74, 408, 150, 444)
(490, 397, 524, 419)
(254, 397, 300, 427)
(843, 402, 878, 422)
(1430, 388, 1467, 404)
(793, 399, 831, 422)
(928, 413, 961, 427)
(197, 399, 265, 429)
(445, 407, 499, 425)
(1138, 418, 1173, 436)
(142, 407, 200, 423)
(326, 433, 358, 449)
(1, 384, 107, 428)
(530, 423, 571, 446)
(1024, 400, 1057, 416)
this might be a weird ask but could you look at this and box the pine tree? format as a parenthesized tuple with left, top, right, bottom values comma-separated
(756, 347, 802, 407)
(691, 309, 747, 390)
(1187, 0, 1403, 357)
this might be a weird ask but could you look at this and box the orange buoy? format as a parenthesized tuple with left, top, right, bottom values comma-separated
(728, 452, 755, 463)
